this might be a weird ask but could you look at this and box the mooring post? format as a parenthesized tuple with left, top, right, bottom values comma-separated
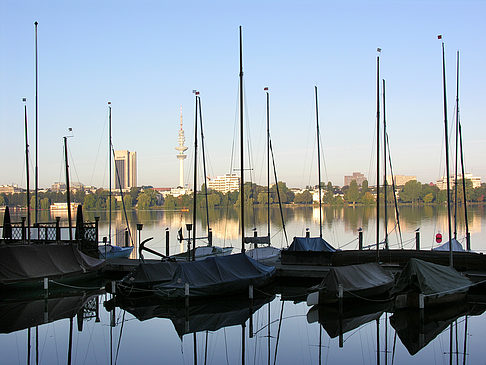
(165, 228, 170, 256)
(21, 217, 26, 242)
(305, 228, 310, 238)
(124, 230, 129, 247)
(416, 230, 420, 251)
(358, 228, 363, 250)
(55, 217, 61, 241)
(208, 228, 212, 247)
(102, 237, 107, 259)
(94, 216, 100, 244)
(43, 277, 48, 299)
(338, 284, 344, 348)
(185, 283, 190, 308)
(466, 232, 471, 251)
(249, 284, 254, 338)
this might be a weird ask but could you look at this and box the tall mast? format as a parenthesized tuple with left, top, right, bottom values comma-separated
(23, 98, 30, 243)
(315, 86, 322, 238)
(439, 35, 453, 267)
(459, 124, 470, 250)
(383, 79, 388, 249)
(198, 95, 211, 245)
(34, 21, 39, 224)
(453, 51, 459, 240)
(266, 87, 270, 241)
(239, 26, 245, 253)
(376, 49, 381, 256)
(192, 91, 199, 261)
(64, 136, 73, 241)
(108, 102, 112, 245)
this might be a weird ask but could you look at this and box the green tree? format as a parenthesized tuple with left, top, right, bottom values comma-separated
(40, 197, 50, 210)
(345, 180, 360, 204)
(360, 192, 375, 205)
(137, 189, 159, 209)
(84, 194, 97, 210)
(400, 180, 422, 203)
(164, 195, 177, 209)
(423, 193, 434, 204)
(294, 190, 313, 204)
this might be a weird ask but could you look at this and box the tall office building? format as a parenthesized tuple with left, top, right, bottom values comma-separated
(114, 150, 137, 190)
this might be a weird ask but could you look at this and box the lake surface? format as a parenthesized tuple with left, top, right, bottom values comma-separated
(1, 205, 486, 364)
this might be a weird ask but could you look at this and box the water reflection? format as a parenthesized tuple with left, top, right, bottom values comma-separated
(2, 286, 486, 364)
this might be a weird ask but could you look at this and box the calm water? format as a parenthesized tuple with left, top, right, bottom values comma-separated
(1, 205, 486, 364)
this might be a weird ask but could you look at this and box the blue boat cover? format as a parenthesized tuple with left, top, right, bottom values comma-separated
(287, 236, 336, 252)
(432, 238, 465, 252)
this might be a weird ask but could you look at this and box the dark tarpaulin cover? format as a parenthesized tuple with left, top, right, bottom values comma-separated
(116, 294, 274, 337)
(392, 258, 472, 297)
(319, 262, 394, 296)
(0, 293, 96, 334)
(0, 245, 105, 285)
(137, 253, 275, 298)
(124, 260, 180, 286)
(287, 237, 336, 252)
(432, 238, 465, 252)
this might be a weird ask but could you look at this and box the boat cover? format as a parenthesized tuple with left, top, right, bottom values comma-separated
(317, 262, 394, 296)
(113, 294, 274, 337)
(432, 238, 466, 252)
(287, 237, 336, 252)
(0, 292, 97, 334)
(122, 253, 275, 298)
(0, 245, 105, 285)
(392, 258, 472, 297)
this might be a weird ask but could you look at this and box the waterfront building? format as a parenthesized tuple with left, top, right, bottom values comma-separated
(387, 175, 416, 186)
(0, 185, 23, 194)
(114, 150, 137, 190)
(207, 174, 240, 194)
(436, 173, 481, 190)
(344, 172, 366, 186)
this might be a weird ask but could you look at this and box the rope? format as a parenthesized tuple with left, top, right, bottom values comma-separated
(48, 280, 103, 290)
(342, 289, 393, 303)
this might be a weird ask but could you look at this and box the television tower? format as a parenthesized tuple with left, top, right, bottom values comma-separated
(175, 106, 188, 188)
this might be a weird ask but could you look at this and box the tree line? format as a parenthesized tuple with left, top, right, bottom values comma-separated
(1, 179, 485, 211)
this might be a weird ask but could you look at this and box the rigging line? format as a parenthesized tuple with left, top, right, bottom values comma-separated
(114, 311, 126, 365)
(386, 133, 403, 248)
(89, 111, 109, 187)
(273, 300, 284, 365)
(269, 138, 288, 245)
(111, 147, 134, 246)
(67, 146, 81, 190)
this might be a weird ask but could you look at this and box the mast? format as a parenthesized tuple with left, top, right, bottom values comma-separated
(108, 102, 112, 245)
(459, 124, 470, 249)
(315, 86, 322, 238)
(376, 49, 381, 256)
(239, 26, 245, 253)
(265, 87, 270, 242)
(383, 79, 388, 249)
(198, 94, 211, 245)
(23, 98, 31, 243)
(34, 21, 39, 224)
(192, 91, 199, 261)
(453, 50, 459, 240)
(64, 136, 73, 241)
(439, 35, 453, 267)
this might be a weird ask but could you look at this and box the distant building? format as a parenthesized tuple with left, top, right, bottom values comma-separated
(51, 182, 66, 192)
(387, 175, 416, 186)
(114, 150, 137, 190)
(436, 173, 481, 190)
(344, 172, 366, 186)
(207, 174, 240, 194)
(0, 185, 23, 194)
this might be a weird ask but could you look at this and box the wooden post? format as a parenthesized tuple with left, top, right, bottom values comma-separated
(305, 229, 310, 238)
(416, 230, 420, 251)
(125, 230, 129, 247)
(165, 228, 170, 257)
(55, 217, 61, 241)
(466, 232, 471, 251)
(94, 217, 100, 245)
(358, 228, 363, 250)
(21, 217, 26, 241)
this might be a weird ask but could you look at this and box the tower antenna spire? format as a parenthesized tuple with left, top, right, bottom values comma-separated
(176, 106, 188, 188)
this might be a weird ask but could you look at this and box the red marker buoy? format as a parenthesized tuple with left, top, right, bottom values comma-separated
(436, 233, 442, 243)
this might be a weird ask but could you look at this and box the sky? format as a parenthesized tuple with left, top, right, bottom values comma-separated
(1, 0, 485, 190)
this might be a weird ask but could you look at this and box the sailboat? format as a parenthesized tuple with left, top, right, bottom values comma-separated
(245, 87, 287, 264)
(281, 87, 337, 265)
(98, 102, 134, 260)
(170, 92, 233, 261)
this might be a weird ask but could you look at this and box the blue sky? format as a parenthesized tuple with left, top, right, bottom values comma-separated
(1, 0, 485, 189)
